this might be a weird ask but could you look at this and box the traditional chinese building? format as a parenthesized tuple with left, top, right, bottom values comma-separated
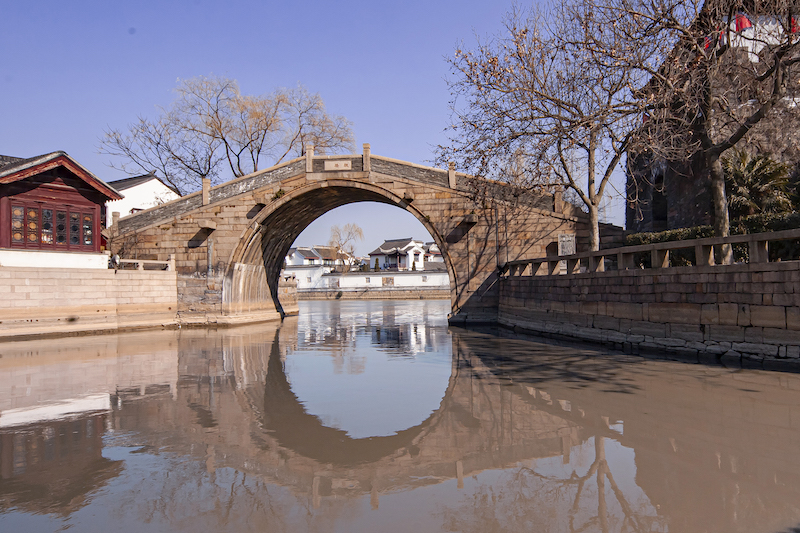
(0, 152, 122, 267)
(368, 238, 426, 271)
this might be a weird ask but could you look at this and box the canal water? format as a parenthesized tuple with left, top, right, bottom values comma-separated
(1, 299, 800, 533)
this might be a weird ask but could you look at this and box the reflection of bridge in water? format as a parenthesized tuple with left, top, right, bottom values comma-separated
(108, 320, 587, 505)
(3, 316, 800, 531)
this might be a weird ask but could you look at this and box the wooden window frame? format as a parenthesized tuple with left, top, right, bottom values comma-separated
(8, 201, 98, 252)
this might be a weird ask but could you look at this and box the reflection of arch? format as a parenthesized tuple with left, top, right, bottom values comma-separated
(226, 181, 458, 316)
(254, 326, 457, 466)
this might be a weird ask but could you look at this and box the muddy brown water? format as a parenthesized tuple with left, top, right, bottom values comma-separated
(1, 300, 799, 533)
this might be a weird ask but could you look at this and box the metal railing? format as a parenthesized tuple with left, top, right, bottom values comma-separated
(501, 228, 800, 277)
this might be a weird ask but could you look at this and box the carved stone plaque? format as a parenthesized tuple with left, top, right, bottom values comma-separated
(324, 160, 352, 171)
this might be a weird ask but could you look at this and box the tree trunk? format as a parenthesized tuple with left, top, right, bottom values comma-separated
(709, 154, 732, 264)
(589, 202, 600, 252)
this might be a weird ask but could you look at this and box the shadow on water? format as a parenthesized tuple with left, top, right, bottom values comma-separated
(452, 325, 647, 395)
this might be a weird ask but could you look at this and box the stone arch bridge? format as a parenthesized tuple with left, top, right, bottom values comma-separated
(107, 145, 590, 324)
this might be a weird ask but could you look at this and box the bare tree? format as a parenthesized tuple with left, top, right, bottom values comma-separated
(328, 223, 364, 272)
(600, 0, 800, 260)
(100, 76, 355, 195)
(438, 2, 644, 251)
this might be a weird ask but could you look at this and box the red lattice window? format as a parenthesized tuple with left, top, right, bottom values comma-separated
(9, 203, 96, 251)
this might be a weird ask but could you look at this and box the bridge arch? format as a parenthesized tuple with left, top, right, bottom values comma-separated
(108, 150, 587, 324)
(225, 179, 458, 317)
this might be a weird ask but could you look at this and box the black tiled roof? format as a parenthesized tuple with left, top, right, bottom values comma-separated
(108, 173, 180, 196)
(0, 155, 25, 169)
(368, 238, 421, 256)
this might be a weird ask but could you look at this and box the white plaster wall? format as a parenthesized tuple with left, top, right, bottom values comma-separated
(285, 253, 307, 266)
(0, 249, 108, 269)
(323, 271, 449, 289)
(106, 181, 180, 227)
(370, 251, 427, 271)
(283, 265, 329, 289)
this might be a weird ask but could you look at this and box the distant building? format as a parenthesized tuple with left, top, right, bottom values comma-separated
(283, 245, 354, 289)
(368, 238, 426, 271)
(423, 242, 443, 263)
(313, 245, 351, 267)
(315, 269, 449, 293)
(284, 240, 444, 292)
(286, 247, 322, 266)
(105, 173, 180, 227)
(0, 151, 122, 268)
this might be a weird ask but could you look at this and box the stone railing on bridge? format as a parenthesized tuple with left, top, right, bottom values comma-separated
(111, 150, 559, 238)
(502, 228, 800, 276)
(498, 229, 800, 368)
(116, 255, 176, 271)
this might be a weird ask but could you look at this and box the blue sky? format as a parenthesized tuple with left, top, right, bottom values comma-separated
(2, 0, 623, 255)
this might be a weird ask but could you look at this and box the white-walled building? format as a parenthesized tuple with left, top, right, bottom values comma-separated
(368, 238, 427, 271)
(424, 242, 443, 263)
(283, 246, 355, 289)
(283, 240, 448, 293)
(105, 173, 180, 227)
(286, 265, 329, 289)
(286, 247, 322, 266)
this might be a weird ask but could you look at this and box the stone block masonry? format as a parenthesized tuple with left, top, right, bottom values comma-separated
(107, 148, 593, 327)
(499, 261, 800, 367)
(0, 266, 178, 340)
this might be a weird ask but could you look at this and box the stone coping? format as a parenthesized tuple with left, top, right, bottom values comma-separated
(504, 228, 800, 276)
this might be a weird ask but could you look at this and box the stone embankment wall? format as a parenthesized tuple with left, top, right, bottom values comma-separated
(0, 267, 178, 340)
(499, 261, 800, 366)
(299, 288, 450, 300)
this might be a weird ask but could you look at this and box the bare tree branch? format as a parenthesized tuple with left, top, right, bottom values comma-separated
(100, 76, 355, 195)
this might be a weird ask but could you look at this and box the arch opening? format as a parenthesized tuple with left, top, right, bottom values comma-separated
(246, 305, 457, 466)
(225, 182, 457, 317)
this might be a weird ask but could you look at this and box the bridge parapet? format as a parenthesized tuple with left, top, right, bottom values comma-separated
(116, 159, 306, 235)
(501, 228, 800, 276)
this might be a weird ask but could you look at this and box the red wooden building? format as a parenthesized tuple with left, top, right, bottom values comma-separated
(0, 152, 122, 253)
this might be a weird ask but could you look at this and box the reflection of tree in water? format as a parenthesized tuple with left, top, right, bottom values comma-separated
(439, 435, 665, 533)
(107, 453, 364, 531)
(0, 414, 122, 517)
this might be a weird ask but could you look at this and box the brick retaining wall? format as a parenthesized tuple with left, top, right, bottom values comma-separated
(499, 261, 800, 366)
(0, 267, 178, 340)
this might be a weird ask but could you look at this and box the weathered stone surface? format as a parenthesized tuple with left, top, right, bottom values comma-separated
(498, 259, 800, 365)
(648, 303, 701, 324)
(750, 305, 787, 329)
(732, 342, 780, 356)
(0, 266, 179, 339)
